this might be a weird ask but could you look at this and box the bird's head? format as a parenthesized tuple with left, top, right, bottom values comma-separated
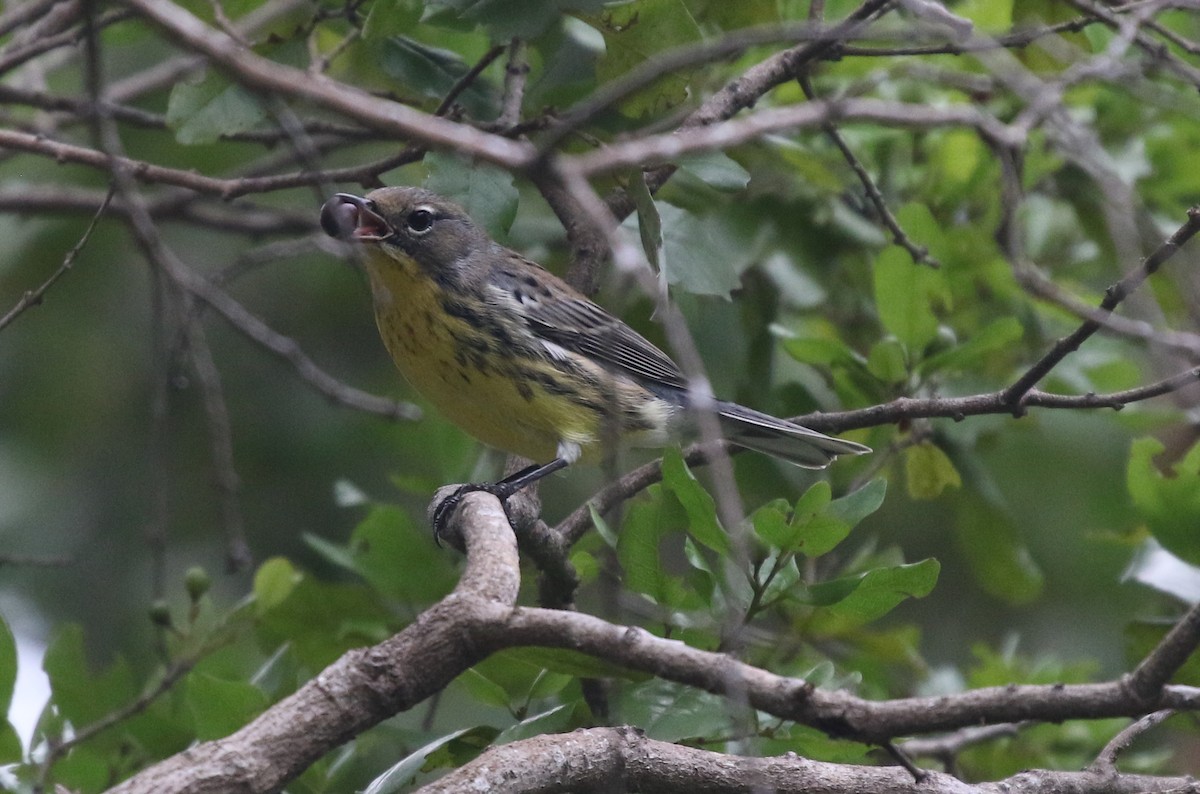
(320, 187, 487, 273)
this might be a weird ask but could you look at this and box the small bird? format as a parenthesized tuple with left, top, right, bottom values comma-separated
(320, 187, 868, 528)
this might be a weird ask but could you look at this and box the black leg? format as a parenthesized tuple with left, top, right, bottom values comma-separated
(432, 456, 571, 544)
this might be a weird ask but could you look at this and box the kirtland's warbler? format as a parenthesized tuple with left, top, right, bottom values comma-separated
(320, 187, 869, 524)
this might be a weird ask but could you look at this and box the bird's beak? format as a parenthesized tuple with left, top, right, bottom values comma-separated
(320, 193, 393, 242)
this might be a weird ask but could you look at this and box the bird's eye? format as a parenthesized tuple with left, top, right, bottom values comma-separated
(407, 208, 435, 234)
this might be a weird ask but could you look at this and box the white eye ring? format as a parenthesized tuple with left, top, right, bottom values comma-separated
(406, 206, 436, 235)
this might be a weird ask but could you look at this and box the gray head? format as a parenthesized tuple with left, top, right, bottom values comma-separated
(320, 186, 489, 272)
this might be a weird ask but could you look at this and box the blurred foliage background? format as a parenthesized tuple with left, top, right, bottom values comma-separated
(1, 0, 1200, 789)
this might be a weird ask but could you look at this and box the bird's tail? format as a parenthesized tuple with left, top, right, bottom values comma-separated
(717, 401, 870, 469)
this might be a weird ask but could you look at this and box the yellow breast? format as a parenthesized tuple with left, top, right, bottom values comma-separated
(364, 251, 616, 463)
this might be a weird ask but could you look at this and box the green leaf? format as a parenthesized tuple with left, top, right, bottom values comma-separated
(363, 0, 422, 39)
(954, 491, 1044, 605)
(502, 646, 649, 681)
(751, 500, 794, 549)
(425, 151, 519, 237)
(954, 0, 1011, 31)
(615, 679, 732, 741)
(866, 336, 908, 383)
(873, 245, 948, 354)
(458, 667, 513, 710)
(590, 503, 618, 548)
(617, 486, 703, 609)
(780, 336, 868, 371)
(1128, 437, 1200, 566)
(495, 703, 577, 745)
(618, 492, 672, 601)
(379, 37, 497, 117)
(759, 482, 840, 555)
(363, 725, 500, 794)
(43, 625, 136, 727)
(661, 448, 729, 555)
(437, 0, 607, 39)
(348, 505, 456, 602)
(0, 721, 20, 763)
(905, 442, 962, 500)
(629, 171, 663, 271)
(932, 129, 985, 188)
(166, 71, 265, 145)
(809, 560, 940, 630)
(827, 478, 887, 528)
(256, 577, 392, 670)
(658, 202, 749, 296)
(752, 482, 878, 558)
(0, 613, 15, 714)
(253, 557, 299, 614)
(920, 317, 1024, 374)
(589, 0, 703, 117)
(186, 672, 268, 740)
(677, 151, 751, 191)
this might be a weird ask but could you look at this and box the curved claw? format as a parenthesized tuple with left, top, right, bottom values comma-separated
(431, 482, 514, 547)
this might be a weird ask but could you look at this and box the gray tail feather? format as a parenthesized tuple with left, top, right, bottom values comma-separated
(716, 401, 871, 470)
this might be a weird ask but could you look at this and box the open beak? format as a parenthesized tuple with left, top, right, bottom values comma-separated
(320, 193, 393, 241)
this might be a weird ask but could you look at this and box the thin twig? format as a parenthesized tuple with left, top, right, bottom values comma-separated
(1089, 710, 1175, 774)
(0, 186, 114, 332)
(180, 314, 253, 572)
(434, 44, 505, 117)
(495, 38, 528, 130)
(571, 99, 1022, 178)
(0, 129, 425, 199)
(797, 75, 939, 268)
(554, 361, 1200, 545)
(123, 0, 531, 167)
(37, 654, 198, 786)
(1002, 206, 1200, 408)
(1127, 602, 1200, 702)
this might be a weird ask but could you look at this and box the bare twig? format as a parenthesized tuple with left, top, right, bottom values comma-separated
(554, 361, 1200, 545)
(1066, 0, 1200, 87)
(1003, 206, 1200, 408)
(0, 8, 131, 77)
(180, 314, 253, 572)
(120, 0, 532, 167)
(901, 722, 1031, 762)
(494, 38, 527, 130)
(0, 185, 113, 332)
(0, 129, 425, 199)
(37, 654, 199, 788)
(1127, 602, 1200, 702)
(0, 186, 314, 235)
(1090, 710, 1175, 775)
(0, 0, 68, 38)
(571, 99, 1023, 178)
(433, 43, 505, 117)
(797, 75, 940, 268)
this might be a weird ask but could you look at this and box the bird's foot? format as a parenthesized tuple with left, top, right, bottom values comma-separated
(430, 481, 517, 548)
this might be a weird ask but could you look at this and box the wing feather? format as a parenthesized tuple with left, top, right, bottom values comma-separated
(492, 258, 687, 390)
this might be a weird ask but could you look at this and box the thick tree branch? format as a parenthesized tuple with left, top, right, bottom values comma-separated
(418, 726, 1193, 794)
(496, 607, 1200, 745)
(98, 492, 1200, 794)
(103, 492, 518, 794)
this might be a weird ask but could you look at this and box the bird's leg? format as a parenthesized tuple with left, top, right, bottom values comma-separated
(431, 456, 570, 544)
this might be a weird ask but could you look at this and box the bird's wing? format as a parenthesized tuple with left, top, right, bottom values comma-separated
(525, 296, 688, 390)
(493, 260, 688, 390)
